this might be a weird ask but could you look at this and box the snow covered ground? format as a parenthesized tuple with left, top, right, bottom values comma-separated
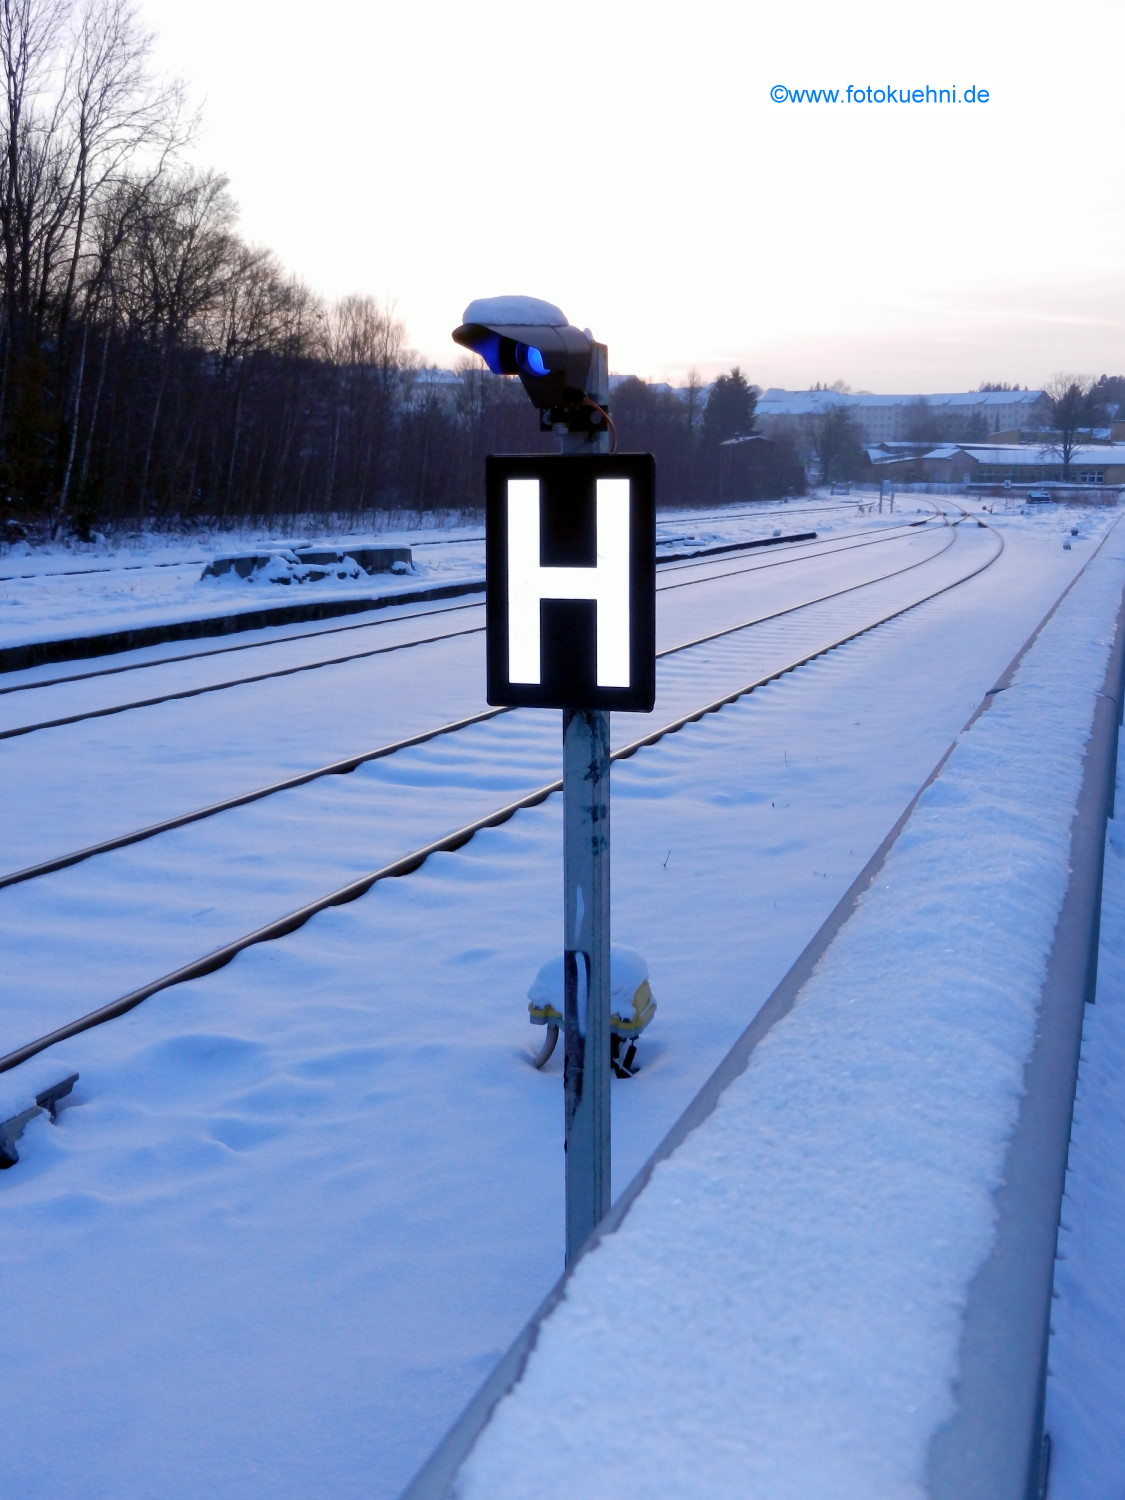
(0, 524, 485, 654)
(1, 518, 993, 1063)
(1046, 718, 1125, 1496)
(0, 498, 863, 653)
(0, 497, 1117, 1499)
(448, 517, 1125, 1499)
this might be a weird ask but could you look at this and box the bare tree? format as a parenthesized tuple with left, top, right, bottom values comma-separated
(904, 396, 941, 452)
(804, 403, 865, 485)
(319, 294, 410, 510)
(682, 367, 705, 436)
(1042, 374, 1096, 479)
(0, 0, 185, 515)
(121, 169, 235, 508)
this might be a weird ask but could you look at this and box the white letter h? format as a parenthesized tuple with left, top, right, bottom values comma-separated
(506, 478, 631, 687)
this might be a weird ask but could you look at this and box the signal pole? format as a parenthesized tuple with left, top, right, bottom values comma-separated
(457, 298, 653, 1267)
(560, 344, 612, 1264)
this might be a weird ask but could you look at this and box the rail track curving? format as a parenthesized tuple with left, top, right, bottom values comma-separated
(0, 512, 943, 740)
(0, 504, 999, 1074)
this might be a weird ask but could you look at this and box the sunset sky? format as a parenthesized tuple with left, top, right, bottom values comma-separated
(133, 0, 1124, 391)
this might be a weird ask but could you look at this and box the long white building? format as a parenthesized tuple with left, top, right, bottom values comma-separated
(755, 388, 1047, 442)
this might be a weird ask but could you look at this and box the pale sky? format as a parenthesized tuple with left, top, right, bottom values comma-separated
(133, 0, 1124, 392)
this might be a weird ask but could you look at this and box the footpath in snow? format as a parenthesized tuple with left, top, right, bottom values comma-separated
(444, 526, 1125, 1498)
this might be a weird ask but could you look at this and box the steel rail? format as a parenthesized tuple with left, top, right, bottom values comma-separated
(0, 556, 207, 583)
(0, 519, 954, 742)
(0, 501, 861, 589)
(0, 596, 486, 697)
(0, 519, 961, 888)
(655, 517, 936, 586)
(0, 515, 929, 700)
(397, 499, 859, 551)
(396, 499, 858, 551)
(0, 619, 489, 742)
(0, 511, 1001, 1075)
(0, 527, 815, 700)
(651, 496, 866, 530)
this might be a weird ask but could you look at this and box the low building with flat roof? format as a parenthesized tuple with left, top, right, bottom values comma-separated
(927, 444, 1125, 485)
(864, 441, 1125, 487)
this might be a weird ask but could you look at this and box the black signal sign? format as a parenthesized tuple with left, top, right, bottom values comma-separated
(485, 454, 656, 713)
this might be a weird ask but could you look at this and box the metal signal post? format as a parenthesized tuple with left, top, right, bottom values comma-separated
(560, 365, 612, 1264)
(461, 298, 654, 1267)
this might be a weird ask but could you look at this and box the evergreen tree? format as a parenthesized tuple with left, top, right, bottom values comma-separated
(702, 367, 759, 445)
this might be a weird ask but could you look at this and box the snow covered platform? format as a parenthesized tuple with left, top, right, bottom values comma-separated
(0, 576, 484, 673)
(0, 525, 488, 670)
(411, 528, 1125, 1498)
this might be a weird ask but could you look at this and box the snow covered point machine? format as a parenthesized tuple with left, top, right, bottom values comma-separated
(527, 947, 656, 1078)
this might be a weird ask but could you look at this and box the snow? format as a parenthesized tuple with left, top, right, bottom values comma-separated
(0, 1052, 79, 1123)
(527, 946, 651, 1030)
(1045, 727, 1125, 1494)
(0, 500, 857, 655)
(958, 443, 1125, 466)
(451, 523, 1125, 1498)
(201, 549, 364, 585)
(0, 523, 488, 654)
(0, 497, 1120, 1499)
(0, 521, 1073, 1061)
(460, 296, 569, 328)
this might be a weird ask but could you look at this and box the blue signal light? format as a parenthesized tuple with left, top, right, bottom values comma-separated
(516, 343, 549, 378)
(472, 332, 506, 374)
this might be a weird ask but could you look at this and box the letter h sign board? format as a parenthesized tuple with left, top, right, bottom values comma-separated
(485, 454, 656, 712)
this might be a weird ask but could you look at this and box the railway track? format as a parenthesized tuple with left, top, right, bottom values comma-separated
(0, 509, 926, 703)
(5, 498, 1116, 1500)
(0, 506, 998, 1073)
(1, 513, 957, 888)
(400, 495, 865, 550)
(0, 521, 960, 887)
(0, 512, 941, 739)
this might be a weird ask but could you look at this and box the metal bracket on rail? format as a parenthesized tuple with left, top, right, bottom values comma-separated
(0, 1073, 78, 1167)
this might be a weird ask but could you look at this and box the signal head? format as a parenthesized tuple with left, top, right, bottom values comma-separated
(453, 295, 598, 426)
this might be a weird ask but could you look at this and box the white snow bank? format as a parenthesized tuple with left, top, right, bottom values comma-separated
(453, 535, 1125, 1497)
(1046, 743, 1125, 1496)
(199, 550, 364, 586)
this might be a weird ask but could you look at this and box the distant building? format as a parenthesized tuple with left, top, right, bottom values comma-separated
(864, 441, 1125, 486)
(756, 388, 1048, 443)
(406, 366, 463, 412)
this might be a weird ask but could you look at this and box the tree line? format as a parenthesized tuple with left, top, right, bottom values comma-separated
(26, 1, 1122, 533)
(0, 0, 808, 542)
